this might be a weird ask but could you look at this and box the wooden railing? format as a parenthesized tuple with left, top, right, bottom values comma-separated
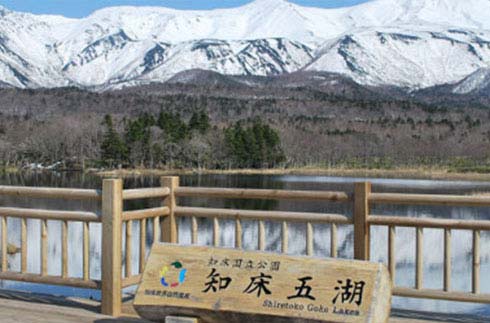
(173, 180, 490, 305)
(1, 177, 490, 317)
(0, 179, 170, 317)
(362, 182, 490, 304)
(173, 185, 350, 255)
(0, 186, 101, 291)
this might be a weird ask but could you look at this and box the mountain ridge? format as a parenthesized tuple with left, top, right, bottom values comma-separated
(0, 0, 489, 91)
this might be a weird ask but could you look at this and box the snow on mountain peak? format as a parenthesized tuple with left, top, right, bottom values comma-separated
(453, 68, 490, 94)
(0, 0, 489, 90)
(358, 0, 490, 29)
(0, 5, 10, 16)
(245, 0, 291, 8)
(247, 0, 287, 5)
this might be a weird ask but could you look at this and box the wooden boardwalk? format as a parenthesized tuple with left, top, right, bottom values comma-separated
(0, 290, 147, 323)
(0, 289, 486, 323)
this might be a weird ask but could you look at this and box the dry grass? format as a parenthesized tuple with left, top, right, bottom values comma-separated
(92, 166, 490, 181)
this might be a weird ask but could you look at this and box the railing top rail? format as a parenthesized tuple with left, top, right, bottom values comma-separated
(0, 207, 100, 222)
(370, 192, 490, 207)
(369, 215, 490, 231)
(0, 186, 101, 200)
(175, 206, 352, 224)
(0, 272, 101, 289)
(393, 287, 490, 304)
(122, 206, 170, 221)
(175, 187, 350, 202)
(123, 187, 170, 200)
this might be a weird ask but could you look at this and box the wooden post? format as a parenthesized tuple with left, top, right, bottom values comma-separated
(191, 216, 198, 245)
(330, 224, 337, 258)
(213, 217, 220, 247)
(388, 226, 395, 282)
(1, 216, 7, 272)
(444, 229, 451, 292)
(306, 222, 313, 256)
(125, 220, 132, 278)
(21, 218, 27, 273)
(83, 222, 90, 281)
(473, 230, 480, 294)
(41, 219, 48, 276)
(139, 219, 147, 274)
(415, 227, 423, 289)
(281, 221, 288, 254)
(101, 178, 123, 316)
(258, 220, 265, 251)
(161, 176, 179, 243)
(235, 218, 242, 249)
(354, 182, 371, 261)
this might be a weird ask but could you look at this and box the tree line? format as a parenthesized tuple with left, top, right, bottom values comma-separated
(2, 84, 490, 172)
(100, 110, 285, 169)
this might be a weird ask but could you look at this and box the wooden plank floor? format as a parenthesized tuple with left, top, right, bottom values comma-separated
(0, 289, 485, 323)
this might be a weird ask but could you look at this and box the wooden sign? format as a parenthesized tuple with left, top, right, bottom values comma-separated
(134, 244, 391, 323)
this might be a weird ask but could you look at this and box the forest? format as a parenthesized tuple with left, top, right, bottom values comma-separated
(1, 79, 490, 172)
(99, 111, 284, 169)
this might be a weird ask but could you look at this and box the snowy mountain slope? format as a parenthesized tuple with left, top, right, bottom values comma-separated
(453, 68, 490, 94)
(61, 37, 312, 87)
(306, 28, 490, 88)
(138, 38, 313, 84)
(52, 0, 490, 47)
(0, 0, 490, 89)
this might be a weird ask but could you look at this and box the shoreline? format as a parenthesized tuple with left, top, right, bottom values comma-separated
(5, 165, 490, 182)
(92, 167, 490, 182)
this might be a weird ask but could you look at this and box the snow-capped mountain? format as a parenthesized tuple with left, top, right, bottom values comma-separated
(307, 28, 490, 88)
(61, 37, 312, 87)
(0, 0, 490, 90)
(453, 68, 490, 94)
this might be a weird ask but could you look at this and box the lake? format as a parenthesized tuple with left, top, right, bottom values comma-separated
(1, 171, 490, 317)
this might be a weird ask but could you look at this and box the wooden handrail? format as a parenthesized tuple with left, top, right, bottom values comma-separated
(175, 206, 352, 224)
(175, 187, 349, 202)
(0, 272, 100, 289)
(368, 215, 490, 230)
(123, 187, 170, 200)
(0, 186, 101, 200)
(370, 193, 490, 207)
(393, 287, 490, 304)
(122, 207, 169, 221)
(0, 207, 100, 222)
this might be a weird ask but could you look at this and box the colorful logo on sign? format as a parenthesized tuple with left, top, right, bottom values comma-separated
(160, 261, 187, 288)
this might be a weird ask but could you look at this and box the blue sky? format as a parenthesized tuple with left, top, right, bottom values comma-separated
(0, 0, 370, 18)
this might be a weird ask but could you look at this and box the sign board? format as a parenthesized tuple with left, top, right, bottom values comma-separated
(134, 244, 392, 323)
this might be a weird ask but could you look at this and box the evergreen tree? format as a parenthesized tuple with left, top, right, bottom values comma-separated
(124, 112, 155, 166)
(224, 119, 285, 168)
(157, 110, 189, 142)
(189, 110, 210, 134)
(100, 115, 127, 167)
